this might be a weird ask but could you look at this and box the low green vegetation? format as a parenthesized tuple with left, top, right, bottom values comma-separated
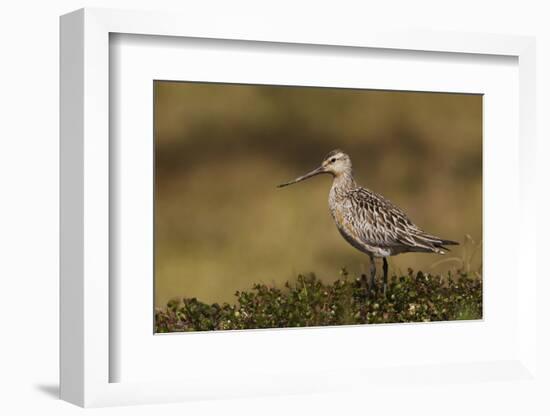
(155, 269, 482, 332)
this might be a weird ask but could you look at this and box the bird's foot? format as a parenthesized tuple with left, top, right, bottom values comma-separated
(368, 277, 376, 292)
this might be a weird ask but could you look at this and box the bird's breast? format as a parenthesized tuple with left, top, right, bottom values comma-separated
(327, 190, 393, 258)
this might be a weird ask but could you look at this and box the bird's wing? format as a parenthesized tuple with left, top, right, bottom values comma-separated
(344, 188, 451, 252)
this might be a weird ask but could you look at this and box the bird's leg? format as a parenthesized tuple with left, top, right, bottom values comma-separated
(360, 273, 368, 298)
(369, 256, 376, 291)
(382, 257, 388, 294)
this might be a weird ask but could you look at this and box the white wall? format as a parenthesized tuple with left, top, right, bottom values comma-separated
(1, 1, 548, 414)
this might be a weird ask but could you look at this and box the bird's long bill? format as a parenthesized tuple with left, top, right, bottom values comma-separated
(277, 166, 325, 188)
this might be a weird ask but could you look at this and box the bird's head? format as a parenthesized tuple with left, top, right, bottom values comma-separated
(320, 149, 352, 176)
(277, 149, 352, 188)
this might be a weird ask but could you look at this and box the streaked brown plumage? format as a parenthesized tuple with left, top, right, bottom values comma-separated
(278, 149, 458, 288)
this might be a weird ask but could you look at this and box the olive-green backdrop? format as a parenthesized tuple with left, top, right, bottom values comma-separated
(155, 82, 482, 307)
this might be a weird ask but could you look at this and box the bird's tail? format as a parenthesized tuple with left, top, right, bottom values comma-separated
(432, 238, 459, 254)
(439, 239, 459, 246)
(411, 232, 459, 254)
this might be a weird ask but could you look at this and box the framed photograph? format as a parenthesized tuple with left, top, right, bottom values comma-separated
(153, 81, 483, 334)
(60, 8, 538, 408)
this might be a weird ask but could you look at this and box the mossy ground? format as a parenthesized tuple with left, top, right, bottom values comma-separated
(155, 269, 482, 332)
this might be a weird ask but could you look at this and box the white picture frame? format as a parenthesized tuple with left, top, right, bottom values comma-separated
(60, 8, 538, 408)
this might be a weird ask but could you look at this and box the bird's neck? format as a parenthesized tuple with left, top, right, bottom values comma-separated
(332, 170, 357, 193)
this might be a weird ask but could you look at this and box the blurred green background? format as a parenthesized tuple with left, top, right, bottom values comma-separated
(154, 81, 482, 307)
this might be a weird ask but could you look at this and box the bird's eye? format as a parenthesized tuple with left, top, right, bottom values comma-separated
(330, 158, 336, 163)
